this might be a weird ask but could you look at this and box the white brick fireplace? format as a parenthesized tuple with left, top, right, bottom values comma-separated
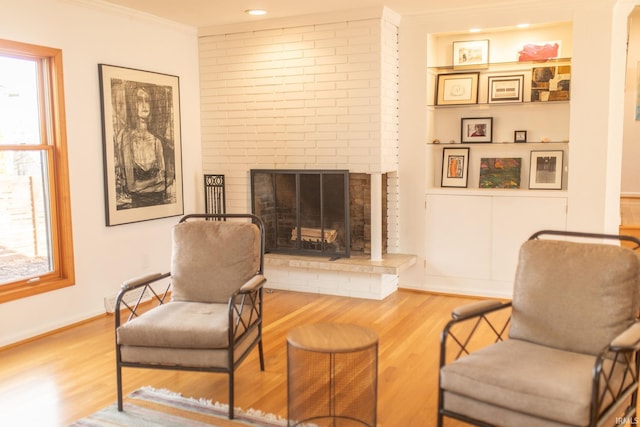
(198, 8, 415, 299)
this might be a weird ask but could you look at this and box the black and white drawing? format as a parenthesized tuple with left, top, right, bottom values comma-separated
(99, 64, 183, 226)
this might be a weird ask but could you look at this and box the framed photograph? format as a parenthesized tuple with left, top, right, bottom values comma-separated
(99, 64, 184, 226)
(461, 117, 493, 143)
(529, 150, 564, 190)
(514, 130, 527, 143)
(452, 40, 489, 69)
(488, 75, 524, 103)
(441, 147, 470, 188)
(435, 72, 479, 106)
(479, 158, 522, 189)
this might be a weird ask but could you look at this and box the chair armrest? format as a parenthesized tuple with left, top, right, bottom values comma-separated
(239, 274, 266, 294)
(451, 300, 511, 320)
(120, 272, 169, 292)
(610, 322, 640, 351)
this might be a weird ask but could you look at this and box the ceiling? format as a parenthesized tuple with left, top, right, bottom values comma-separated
(100, 0, 486, 28)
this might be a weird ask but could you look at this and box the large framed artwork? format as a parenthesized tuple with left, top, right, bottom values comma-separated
(99, 64, 183, 226)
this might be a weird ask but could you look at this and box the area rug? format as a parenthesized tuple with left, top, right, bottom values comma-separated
(69, 386, 289, 426)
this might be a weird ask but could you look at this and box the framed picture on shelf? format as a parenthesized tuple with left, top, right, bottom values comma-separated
(479, 158, 522, 189)
(488, 75, 524, 103)
(514, 130, 527, 143)
(435, 72, 479, 106)
(461, 117, 493, 143)
(441, 147, 470, 188)
(529, 150, 564, 190)
(452, 40, 489, 69)
(531, 65, 571, 102)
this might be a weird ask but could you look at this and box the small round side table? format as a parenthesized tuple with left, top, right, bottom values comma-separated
(287, 323, 379, 427)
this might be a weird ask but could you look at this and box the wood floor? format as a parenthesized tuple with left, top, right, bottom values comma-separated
(0, 289, 487, 427)
(3, 199, 640, 427)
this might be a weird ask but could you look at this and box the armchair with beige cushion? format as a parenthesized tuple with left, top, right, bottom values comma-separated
(114, 213, 266, 419)
(438, 230, 640, 427)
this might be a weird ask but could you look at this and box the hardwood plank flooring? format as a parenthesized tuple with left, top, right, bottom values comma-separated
(0, 289, 485, 427)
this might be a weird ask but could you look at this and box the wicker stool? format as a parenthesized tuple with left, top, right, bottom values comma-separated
(287, 323, 378, 426)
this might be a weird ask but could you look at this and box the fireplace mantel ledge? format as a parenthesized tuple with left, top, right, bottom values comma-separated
(264, 253, 417, 275)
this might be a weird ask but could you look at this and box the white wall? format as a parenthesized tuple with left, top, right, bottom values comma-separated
(0, 0, 201, 347)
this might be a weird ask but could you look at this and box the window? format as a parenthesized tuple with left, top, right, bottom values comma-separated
(0, 39, 74, 302)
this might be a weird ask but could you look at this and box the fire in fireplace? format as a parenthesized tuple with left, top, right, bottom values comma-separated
(250, 169, 350, 257)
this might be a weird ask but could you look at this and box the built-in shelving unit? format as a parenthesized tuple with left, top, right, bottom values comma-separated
(423, 21, 573, 297)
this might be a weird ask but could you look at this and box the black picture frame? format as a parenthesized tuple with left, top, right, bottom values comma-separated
(99, 64, 184, 226)
(461, 117, 493, 143)
(514, 130, 527, 143)
(441, 147, 470, 188)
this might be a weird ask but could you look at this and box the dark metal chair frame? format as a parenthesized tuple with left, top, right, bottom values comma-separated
(115, 213, 266, 419)
(437, 230, 640, 427)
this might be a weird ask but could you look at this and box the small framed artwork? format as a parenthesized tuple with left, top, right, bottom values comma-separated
(461, 117, 493, 143)
(441, 147, 470, 188)
(529, 150, 564, 190)
(435, 72, 479, 106)
(488, 75, 524, 103)
(479, 158, 522, 189)
(514, 130, 527, 143)
(531, 65, 571, 102)
(452, 40, 490, 69)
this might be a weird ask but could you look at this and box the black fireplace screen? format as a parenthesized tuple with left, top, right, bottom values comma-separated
(250, 169, 350, 257)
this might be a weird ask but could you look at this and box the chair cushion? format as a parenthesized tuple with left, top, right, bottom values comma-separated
(117, 302, 230, 349)
(440, 339, 596, 426)
(171, 220, 261, 304)
(510, 239, 640, 355)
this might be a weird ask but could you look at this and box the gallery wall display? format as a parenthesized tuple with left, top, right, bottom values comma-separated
(99, 64, 184, 226)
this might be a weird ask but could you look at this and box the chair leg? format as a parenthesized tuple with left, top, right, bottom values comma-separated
(116, 363, 123, 411)
(258, 339, 265, 371)
(228, 370, 234, 419)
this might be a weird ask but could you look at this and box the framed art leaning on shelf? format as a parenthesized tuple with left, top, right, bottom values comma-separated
(529, 150, 564, 190)
(452, 40, 489, 69)
(441, 147, 470, 188)
(488, 74, 524, 103)
(435, 72, 479, 106)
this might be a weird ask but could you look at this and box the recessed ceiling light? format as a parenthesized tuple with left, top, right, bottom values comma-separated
(245, 9, 267, 16)
(469, 28, 482, 33)
(516, 23, 531, 29)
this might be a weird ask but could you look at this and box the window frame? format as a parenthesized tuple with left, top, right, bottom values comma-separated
(0, 39, 75, 303)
